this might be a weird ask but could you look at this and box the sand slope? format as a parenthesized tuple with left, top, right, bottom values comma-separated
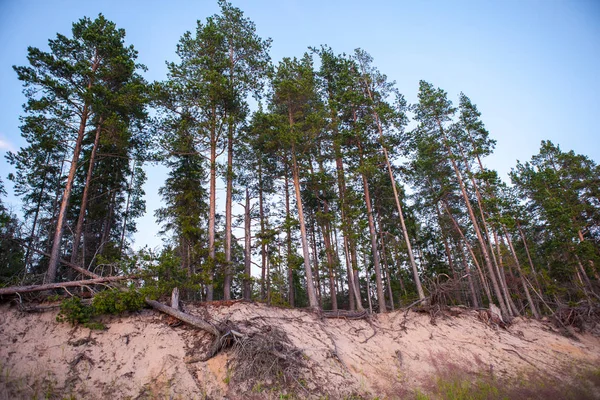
(1, 301, 599, 399)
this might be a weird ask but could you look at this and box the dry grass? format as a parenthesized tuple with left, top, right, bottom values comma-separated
(408, 351, 600, 400)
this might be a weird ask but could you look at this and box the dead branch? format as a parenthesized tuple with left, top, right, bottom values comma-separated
(322, 309, 368, 320)
(552, 302, 600, 333)
(0, 275, 135, 296)
(18, 242, 100, 279)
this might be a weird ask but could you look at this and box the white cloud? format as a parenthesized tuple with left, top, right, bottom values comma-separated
(0, 138, 15, 152)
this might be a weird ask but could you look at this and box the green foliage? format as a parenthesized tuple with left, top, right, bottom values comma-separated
(92, 289, 145, 315)
(0, 178, 24, 285)
(56, 297, 93, 325)
(57, 288, 144, 328)
(137, 247, 203, 300)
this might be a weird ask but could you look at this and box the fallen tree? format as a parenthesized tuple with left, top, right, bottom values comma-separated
(144, 299, 220, 337)
(14, 240, 100, 279)
(0, 275, 135, 296)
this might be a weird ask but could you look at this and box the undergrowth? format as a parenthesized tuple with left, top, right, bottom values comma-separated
(56, 288, 145, 329)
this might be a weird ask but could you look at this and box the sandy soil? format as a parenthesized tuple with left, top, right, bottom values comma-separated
(1, 301, 599, 399)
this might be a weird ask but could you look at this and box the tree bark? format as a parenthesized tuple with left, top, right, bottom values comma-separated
(243, 188, 252, 300)
(145, 299, 219, 337)
(358, 148, 386, 313)
(333, 145, 362, 310)
(119, 159, 136, 257)
(258, 162, 267, 300)
(206, 109, 217, 301)
(439, 122, 508, 318)
(517, 223, 542, 292)
(47, 50, 101, 283)
(284, 164, 294, 307)
(502, 228, 540, 319)
(442, 198, 492, 303)
(291, 145, 318, 309)
(47, 103, 91, 283)
(223, 121, 234, 300)
(72, 118, 103, 266)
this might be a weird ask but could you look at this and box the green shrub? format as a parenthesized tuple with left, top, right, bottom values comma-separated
(92, 289, 145, 315)
(56, 297, 92, 325)
(57, 289, 145, 328)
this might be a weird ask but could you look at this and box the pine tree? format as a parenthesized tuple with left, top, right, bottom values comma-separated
(12, 14, 147, 282)
(269, 55, 323, 309)
(215, 0, 271, 300)
(511, 141, 600, 296)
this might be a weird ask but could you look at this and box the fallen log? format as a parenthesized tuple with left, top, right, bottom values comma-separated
(0, 275, 135, 296)
(144, 299, 220, 337)
(145, 298, 225, 361)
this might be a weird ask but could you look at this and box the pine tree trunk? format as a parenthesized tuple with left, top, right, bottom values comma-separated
(459, 242, 480, 308)
(206, 112, 217, 301)
(333, 146, 362, 310)
(517, 223, 542, 292)
(223, 123, 234, 301)
(243, 188, 252, 300)
(503, 227, 540, 318)
(439, 122, 508, 318)
(119, 160, 136, 257)
(290, 146, 318, 309)
(321, 215, 337, 311)
(317, 156, 337, 311)
(46, 49, 100, 283)
(46, 103, 91, 283)
(284, 164, 294, 307)
(442, 198, 492, 302)
(456, 140, 512, 313)
(72, 118, 103, 265)
(350, 240, 363, 310)
(358, 148, 386, 313)
(258, 163, 266, 300)
(310, 217, 323, 307)
(377, 211, 394, 311)
(493, 230, 520, 316)
(23, 152, 51, 272)
(363, 252, 373, 314)
(361, 83, 425, 301)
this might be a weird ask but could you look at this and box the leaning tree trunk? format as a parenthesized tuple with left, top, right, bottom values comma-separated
(439, 122, 509, 319)
(72, 118, 103, 265)
(358, 148, 386, 313)
(442, 198, 492, 303)
(503, 227, 540, 319)
(360, 82, 425, 302)
(333, 143, 362, 310)
(47, 103, 91, 283)
(46, 51, 101, 283)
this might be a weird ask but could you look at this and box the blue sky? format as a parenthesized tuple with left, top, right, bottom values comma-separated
(1, 0, 599, 250)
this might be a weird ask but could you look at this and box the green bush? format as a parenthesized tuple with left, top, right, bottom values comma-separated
(92, 289, 145, 315)
(56, 297, 92, 325)
(57, 289, 145, 328)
